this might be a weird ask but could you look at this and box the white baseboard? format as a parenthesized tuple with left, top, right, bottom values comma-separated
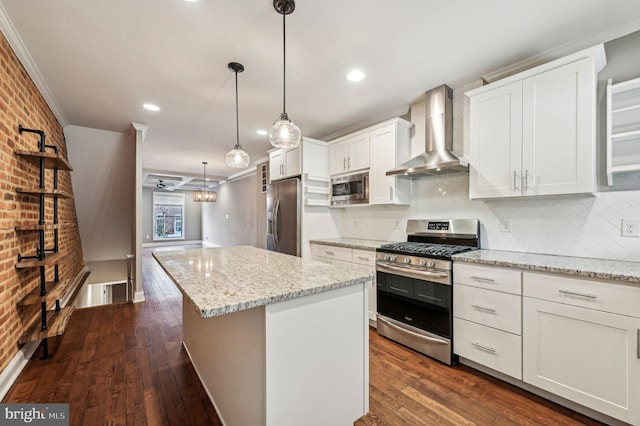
(0, 341, 39, 401)
(134, 289, 145, 303)
(202, 241, 221, 248)
(143, 240, 203, 248)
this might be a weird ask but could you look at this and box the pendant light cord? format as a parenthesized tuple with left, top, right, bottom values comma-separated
(282, 11, 286, 114)
(235, 70, 240, 149)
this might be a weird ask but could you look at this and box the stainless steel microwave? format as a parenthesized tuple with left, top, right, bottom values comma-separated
(331, 172, 369, 206)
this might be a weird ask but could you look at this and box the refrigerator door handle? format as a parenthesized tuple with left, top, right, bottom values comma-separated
(273, 199, 280, 247)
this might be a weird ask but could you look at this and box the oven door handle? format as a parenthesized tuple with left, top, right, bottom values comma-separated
(377, 316, 449, 345)
(376, 261, 449, 281)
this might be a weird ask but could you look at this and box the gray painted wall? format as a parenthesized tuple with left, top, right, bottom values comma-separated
(65, 125, 134, 262)
(142, 188, 202, 244)
(202, 173, 257, 247)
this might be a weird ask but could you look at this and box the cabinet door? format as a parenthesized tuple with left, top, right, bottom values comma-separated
(329, 141, 348, 176)
(348, 133, 371, 172)
(352, 262, 376, 326)
(283, 146, 301, 178)
(369, 124, 396, 205)
(269, 149, 284, 182)
(522, 58, 594, 196)
(469, 81, 523, 199)
(523, 297, 640, 424)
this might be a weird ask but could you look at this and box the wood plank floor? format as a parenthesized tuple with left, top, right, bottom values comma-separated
(4, 246, 605, 425)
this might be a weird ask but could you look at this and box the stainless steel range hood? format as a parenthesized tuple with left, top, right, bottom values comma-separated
(387, 85, 468, 178)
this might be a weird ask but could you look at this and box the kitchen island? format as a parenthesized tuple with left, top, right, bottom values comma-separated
(153, 245, 372, 426)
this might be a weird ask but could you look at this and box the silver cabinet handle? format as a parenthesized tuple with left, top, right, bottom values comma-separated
(524, 169, 529, 191)
(377, 261, 449, 281)
(470, 276, 495, 283)
(347, 156, 351, 170)
(513, 171, 519, 191)
(377, 316, 448, 345)
(637, 329, 639, 359)
(389, 285, 410, 294)
(471, 304, 496, 314)
(472, 342, 496, 353)
(356, 256, 369, 261)
(389, 186, 393, 201)
(324, 250, 335, 256)
(343, 157, 347, 171)
(558, 289, 596, 299)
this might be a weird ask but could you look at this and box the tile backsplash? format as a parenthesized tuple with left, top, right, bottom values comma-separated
(340, 175, 640, 262)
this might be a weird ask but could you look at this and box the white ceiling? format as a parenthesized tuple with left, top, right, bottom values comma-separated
(2, 0, 640, 183)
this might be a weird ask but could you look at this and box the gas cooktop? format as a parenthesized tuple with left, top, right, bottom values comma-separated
(377, 242, 477, 259)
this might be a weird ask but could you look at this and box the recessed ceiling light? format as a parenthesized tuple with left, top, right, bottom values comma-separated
(184, 0, 198, 2)
(347, 70, 365, 82)
(257, 129, 268, 136)
(143, 103, 160, 111)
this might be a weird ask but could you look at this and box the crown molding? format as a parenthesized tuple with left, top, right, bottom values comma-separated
(0, 3, 67, 126)
(131, 122, 148, 141)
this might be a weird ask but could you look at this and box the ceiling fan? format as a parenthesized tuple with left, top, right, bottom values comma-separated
(156, 180, 175, 191)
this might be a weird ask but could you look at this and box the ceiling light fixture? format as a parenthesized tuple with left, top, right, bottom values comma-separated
(143, 103, 160, 111)
(193, 161, 217, 202)
(226, 62, 251, 168)
(268, 0, 301, 149)
(347, 70, 365, 82)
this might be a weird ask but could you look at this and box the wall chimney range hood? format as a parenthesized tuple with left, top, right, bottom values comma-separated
(387, 84, 468, 178)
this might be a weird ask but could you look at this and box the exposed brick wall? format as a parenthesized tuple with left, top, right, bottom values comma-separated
(0, 31, 84, 373)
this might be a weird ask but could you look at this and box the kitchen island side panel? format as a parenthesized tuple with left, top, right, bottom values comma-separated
(265, 283, 368, 426)
(182, 299, 267, 426)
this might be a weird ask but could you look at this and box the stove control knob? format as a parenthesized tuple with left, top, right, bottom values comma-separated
(403, 257, 411, 264)
(383, 254, 390, 261)
(389, 255, 397, 262)
(427, 259, 436, 268)
(419, 259, 427, 266)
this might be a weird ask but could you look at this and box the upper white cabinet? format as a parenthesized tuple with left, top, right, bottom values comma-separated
(329, 133, 370, 175)
(369, 121, 411, 205)
(329, 117, 412, 206)
(269, 145, 301, 182)
(467, 45, 606, 199)
(606, 77, 640, 185)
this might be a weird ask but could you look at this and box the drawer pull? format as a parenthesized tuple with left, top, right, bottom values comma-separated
(470, 276, 496, 283)
(637, 330, 639, 360)
(471, 304, 496, 314)
(357, 256, 370, 261)
(324, 250, 335, 256)
(472, 342, 496, 353)
(389, 286, 410, 294)
(558, 289, 596, 299)
(417, 293, 442, 302)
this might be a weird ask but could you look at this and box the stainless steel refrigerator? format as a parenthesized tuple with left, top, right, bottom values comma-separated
(266, 177, 301, 256)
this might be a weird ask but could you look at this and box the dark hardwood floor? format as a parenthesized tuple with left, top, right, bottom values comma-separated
(4, 246, 605, 425)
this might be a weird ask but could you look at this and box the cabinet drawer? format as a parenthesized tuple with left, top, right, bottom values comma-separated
(454, 318, 522, 380)
(454, 284, 521, 335)
(352, 249, 376, 267)
(454, 263, 522, 295)
(310, 244, 352, 262)
(523, 272, 640, 318)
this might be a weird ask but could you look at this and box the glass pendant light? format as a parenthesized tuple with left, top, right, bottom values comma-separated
(193, 162, 217, 202)
(226, 62, 251, 168)
(268, 0, 301, 149)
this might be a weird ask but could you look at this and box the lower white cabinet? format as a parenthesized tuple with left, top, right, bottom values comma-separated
(453, 263, 522, 379)
(523, 272, 640, 425)
(311, 243, 377, 327)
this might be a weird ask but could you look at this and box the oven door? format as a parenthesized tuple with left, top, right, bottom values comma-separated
(376, 269, 454, 364)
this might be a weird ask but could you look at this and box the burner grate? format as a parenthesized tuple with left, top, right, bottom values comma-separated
(379, 242, 476, 257)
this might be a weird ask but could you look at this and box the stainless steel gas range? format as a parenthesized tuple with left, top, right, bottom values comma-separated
(376, 219, 480, 365)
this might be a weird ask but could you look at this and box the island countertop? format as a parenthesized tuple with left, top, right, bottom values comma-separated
(153, 245, 373, 318)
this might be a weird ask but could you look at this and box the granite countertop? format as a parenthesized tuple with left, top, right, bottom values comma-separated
(153, 245, 373, 318)
(454, 249, 640, 285)
(309, 238, 397, 251)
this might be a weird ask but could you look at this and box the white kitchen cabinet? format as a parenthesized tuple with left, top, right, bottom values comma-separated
(269, 145, 301, 182)
(606, 77, 640, 185)
(453, 263, 523, 379)
(468, 45, 606, 199)
(369, 120, 411, 205)
(523, 272, 640, 425)
(329, 133, 370, 176)
(310, 243, 377, 327)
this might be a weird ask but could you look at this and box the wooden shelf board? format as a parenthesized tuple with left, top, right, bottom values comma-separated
(17, 267, 90, 306)
(18, 306, 75, 345)
(16, 188, 72, 199)
(15, 252, 67, 269)
(15, 222, 72, 231)
(15, 150, 73, 171)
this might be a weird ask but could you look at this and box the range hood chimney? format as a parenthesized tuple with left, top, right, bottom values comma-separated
(387, 84, 468, 178)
